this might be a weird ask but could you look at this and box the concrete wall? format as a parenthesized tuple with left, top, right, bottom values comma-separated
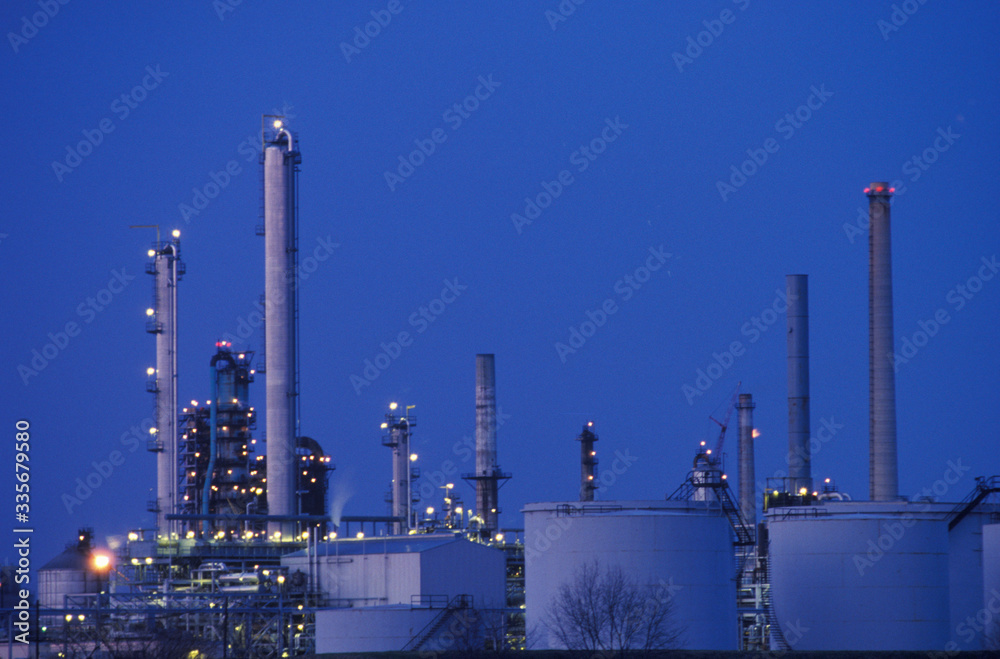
(315, 607, 437, 653)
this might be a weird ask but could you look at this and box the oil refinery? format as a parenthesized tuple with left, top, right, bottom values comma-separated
(27, 116, 999, 658)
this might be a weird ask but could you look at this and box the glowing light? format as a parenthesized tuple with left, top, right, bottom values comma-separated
(380, 422, 388, 429)
(356, 532, 364, 539)
(191, 400, 198, 406)
(706, 449, 712, 455)
(752, 429, 761, 438)
(798, 487, 808, 496)
(889, 187, 896, 193)
(171, 229, 180, 238)
(146, 308, 155, 316)
(587, 421, 593, 427)
(127, 532, 139, 541)
(146, 367, 155, 376)
(875, 186, 884, 192)
(455, 507, 463, 514)
(495, 533, 504, 542)
(273, 119, 282, 129)
(721, 474, 728, 479)
(700, 441, 706, 446)
(426, 507, 435, 515)
(149, 427, 157, 435)
(145, 557, 153, 564)
(864, 187, 870, 193)
(147, 249, 156, 257)
(410, 453, 418, 461)
(446, 483, 454, 489)
(824, 478, 831, 484)
(93, 554, 110, 570)
(389, 402, 398, 411)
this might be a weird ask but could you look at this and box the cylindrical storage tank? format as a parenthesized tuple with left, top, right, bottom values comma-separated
(523, 500, 737, 650)
(983, 524, 1000, 646)
(766, 501, 950, 650)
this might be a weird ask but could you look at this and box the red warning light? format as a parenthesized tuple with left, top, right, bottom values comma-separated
(864, 188, 870, 193)
(875, 186, 884, 192)
(889, 187, 895, 193)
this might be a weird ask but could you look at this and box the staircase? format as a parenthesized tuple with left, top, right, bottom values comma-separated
(763, 552, 789, 651)
(402, 594, 473, 651)
(947, 475, 1000, 531)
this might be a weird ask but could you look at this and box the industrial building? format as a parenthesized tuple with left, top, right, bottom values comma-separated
(31, 111, 998, 659)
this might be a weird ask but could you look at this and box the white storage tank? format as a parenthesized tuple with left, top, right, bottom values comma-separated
(523, 500, 738, 650)
(765, 500, 994, 651)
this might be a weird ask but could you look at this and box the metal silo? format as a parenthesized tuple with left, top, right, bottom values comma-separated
(766, 501, 951, 650)
(523, 500, 738, 650)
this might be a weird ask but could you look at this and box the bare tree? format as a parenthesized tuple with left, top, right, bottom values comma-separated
(543, 560, 682, 655)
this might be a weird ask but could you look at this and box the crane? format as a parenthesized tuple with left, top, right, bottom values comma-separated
(705, 382, 741, 467)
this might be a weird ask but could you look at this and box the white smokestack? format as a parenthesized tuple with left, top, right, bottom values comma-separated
(867, 182, 898, 501)
(786, 274, 811, 495)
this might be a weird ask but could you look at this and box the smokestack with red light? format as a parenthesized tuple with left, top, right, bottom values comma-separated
(866, 182, 898, 501)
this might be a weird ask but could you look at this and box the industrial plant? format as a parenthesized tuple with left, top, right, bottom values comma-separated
(28, 113, 999, 657)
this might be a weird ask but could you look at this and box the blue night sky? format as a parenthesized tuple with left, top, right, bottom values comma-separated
(2, 1, 998, 566)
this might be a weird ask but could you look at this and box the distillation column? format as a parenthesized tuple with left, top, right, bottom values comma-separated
(264, 119, 300, 537)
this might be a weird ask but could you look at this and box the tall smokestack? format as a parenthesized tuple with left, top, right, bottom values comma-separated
(786, 274, 812, 495)
(264, 118, 299, 536)
(464, 354, 509, 539)
(577, 423, 598, 501)
(867, 182, 898, 501)
(146, 231, 182, 537)
(737, 393, 755, 525)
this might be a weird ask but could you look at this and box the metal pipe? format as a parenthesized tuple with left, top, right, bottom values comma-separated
(786, 274, 811, 495)
(203, 358, 219, 536)
(264, 130, 298, 537)
(867, 182, 898, 501)
(577, 423, 598, 501)
(737, 393, 756, 525)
